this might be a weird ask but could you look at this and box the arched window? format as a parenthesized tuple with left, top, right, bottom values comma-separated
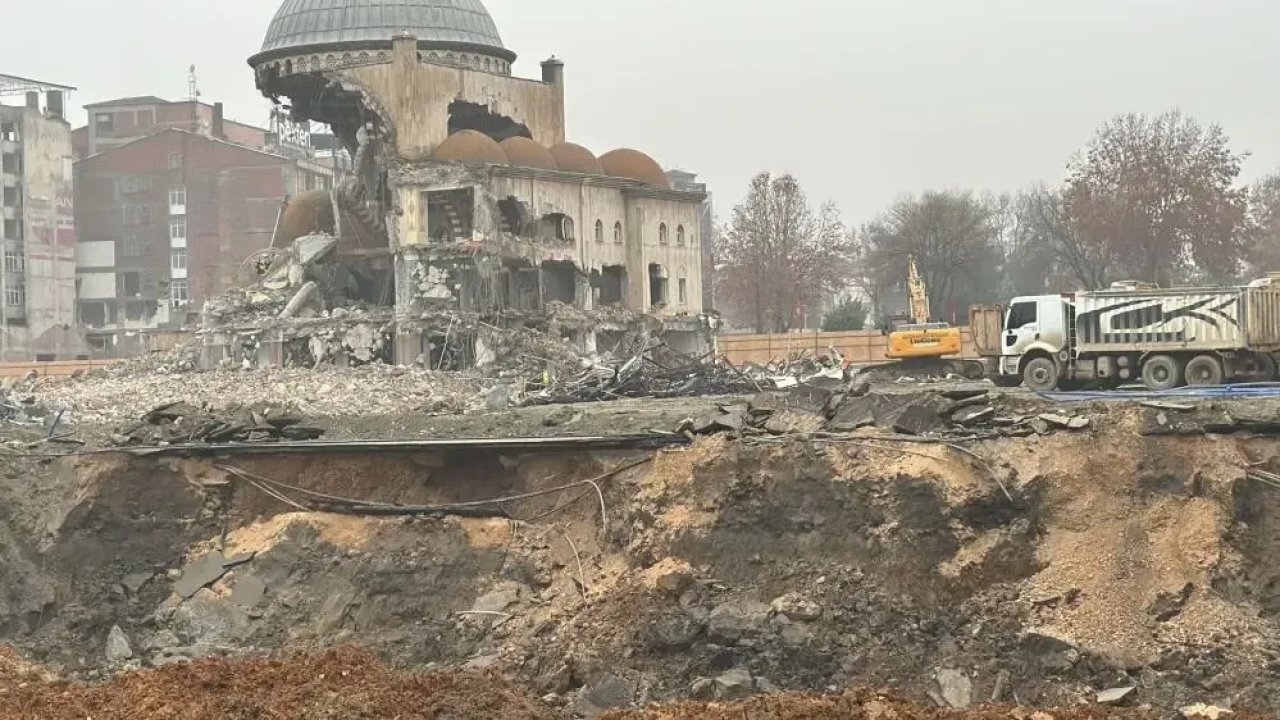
(613, 221, 623, 243)
(284, 59, 293, 74)
(659, 223, 669, 244)
(484, 58, 492, 72)
(594, 220, 604, 243)
(678, 267, 689, 304)
(676, 225, 686, 245)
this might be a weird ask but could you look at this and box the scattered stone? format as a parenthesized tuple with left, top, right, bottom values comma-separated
(764, 408, 826, 436)
(230, 575, 268, 608)
(691, 413, 744, 436)
(542, 406, 582, 427)
(170, 589, 253, 646)
(1181, 704, 1234, 719)
(934, 668, 973, 710)
(953, 406, 996, 426)
(827, 394, 882, 431)
(712, 668, 754, 700)
(540, 662, 575, 695)
(122, 572, 154, 595)
(990, 669, 1011, 702)
(485, 384, 510, 412)
(105, 625, 133, 663)
(464, 654, 500, 670)
(1038, 413, 1074, 429)
(575, 674, 635, 718)
(770, 593, 822, 621)
(943, 394, 991, 416)
(648, 613, 705, 650)
(174, 552, 255, 600)
(472, 588, 519, 615)
(1067, 416, 1091, 430)
(1029, 417, 1052, 435)
(707, 599, 772, 644)
(893, 400, 951, 436)
(689, 678, 715, 700)
(1149, 583, 1195, 622)
(1096, 686, 1137, 705)
(1020, 631, 1082, 671)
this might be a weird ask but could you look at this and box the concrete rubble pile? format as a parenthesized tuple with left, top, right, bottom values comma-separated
(685, 379, 1092, 439)
(110, 401, 324, 447)
(30, 365, 488, 427)
(202, 234, 345, 327)
(524, 341, 756, 406)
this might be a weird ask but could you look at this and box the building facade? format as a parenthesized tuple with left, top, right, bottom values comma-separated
(80, 97, 269, 158)
(666, 170, 715, 312)
(74, 127, 337, 353)
(0, 75, 79, 360)
(222, 0, 712, 368)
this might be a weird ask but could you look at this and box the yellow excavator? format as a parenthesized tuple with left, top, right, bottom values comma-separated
(881, 256, 984, 379)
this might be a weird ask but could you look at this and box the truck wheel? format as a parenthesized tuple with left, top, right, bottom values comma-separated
(1142, 355, 1184, 391)
(1184, 355, 1224, 387)
(1022, 357, 1059, 392)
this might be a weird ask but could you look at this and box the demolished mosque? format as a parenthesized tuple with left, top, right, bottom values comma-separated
(203, 0, 712, 369)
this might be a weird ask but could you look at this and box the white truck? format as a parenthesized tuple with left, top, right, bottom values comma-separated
(997, 280, 1280, 391)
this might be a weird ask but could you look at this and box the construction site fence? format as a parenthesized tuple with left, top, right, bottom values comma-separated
(0, 359, 126, 379)
(717, 328, 981, 366)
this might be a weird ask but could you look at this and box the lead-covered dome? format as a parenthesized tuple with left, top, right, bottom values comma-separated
(251, 0, 514, 65)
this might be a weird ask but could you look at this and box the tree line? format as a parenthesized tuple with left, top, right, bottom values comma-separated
(715, 110, 1280, 334)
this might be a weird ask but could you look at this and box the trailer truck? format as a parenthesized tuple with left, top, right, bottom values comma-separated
(996, 279, 1280, 391)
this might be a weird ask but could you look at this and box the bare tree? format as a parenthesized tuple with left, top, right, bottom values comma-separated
(1249, 172, 1280, 274)
(715, 173, 852, 333)
(1009, 185, 1111, 291)
(859, 191, 1005, 324)
(1064, 111, 1250, 285)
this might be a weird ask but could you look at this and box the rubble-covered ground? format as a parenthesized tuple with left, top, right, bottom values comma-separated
(0, 391, 1279, 718)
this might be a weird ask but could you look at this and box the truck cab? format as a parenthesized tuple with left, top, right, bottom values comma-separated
(997, 295, 1072, 388)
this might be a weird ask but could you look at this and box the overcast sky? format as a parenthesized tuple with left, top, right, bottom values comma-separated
(6, 0, 1280, 222)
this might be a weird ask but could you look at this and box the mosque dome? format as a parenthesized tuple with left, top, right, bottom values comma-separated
(500, 137, 558, 170)
(433, 130, 508, 165)
(599, 149, 671, 189)
(251, 0, 515, 66)
(548, 143, 604, 175)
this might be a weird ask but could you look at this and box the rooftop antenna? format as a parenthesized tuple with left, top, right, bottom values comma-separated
(187, 64, 200, 101)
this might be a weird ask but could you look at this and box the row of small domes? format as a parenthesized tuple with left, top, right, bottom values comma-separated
(433, 131, 671, 190)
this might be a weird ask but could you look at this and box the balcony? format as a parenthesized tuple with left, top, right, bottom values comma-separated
(168, 201, 186, 217)
(169, 235, 186, 250)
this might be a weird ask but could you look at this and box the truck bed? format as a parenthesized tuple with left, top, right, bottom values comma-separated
(1075, 285, 1280, 354)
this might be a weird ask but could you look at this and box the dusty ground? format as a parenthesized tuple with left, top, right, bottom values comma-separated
(2, 647, 1258, 720)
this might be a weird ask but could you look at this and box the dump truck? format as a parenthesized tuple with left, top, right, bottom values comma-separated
(997, 279, 1280, 391)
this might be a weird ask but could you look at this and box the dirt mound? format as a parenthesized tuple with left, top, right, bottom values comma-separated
(0, 646, 553, 720)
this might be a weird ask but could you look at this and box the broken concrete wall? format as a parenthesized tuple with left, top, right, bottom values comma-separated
(341, 36, 565, 161)
(201, 316, 394, 370)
